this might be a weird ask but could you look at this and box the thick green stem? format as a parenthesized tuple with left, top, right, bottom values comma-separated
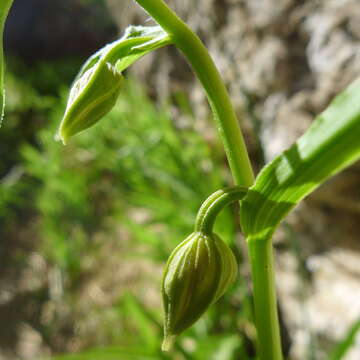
(194, 186, 247, 234)
(247, 238, 283, 360)
(134, 0, 254, 188)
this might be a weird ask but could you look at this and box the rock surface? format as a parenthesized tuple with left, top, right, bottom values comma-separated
(106, 0, 360, 358)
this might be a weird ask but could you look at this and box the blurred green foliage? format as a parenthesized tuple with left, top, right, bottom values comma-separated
(0, 62, 255, 359)
(21, 79, 239, 274)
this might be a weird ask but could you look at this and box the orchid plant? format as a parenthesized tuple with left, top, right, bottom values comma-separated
(1, 1, 360, 359)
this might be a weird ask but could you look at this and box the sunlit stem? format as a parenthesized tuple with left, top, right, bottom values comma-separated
(0, 0, 13, 42)
(0, 0, 13, 54)
(134, 0, 254, 188)
(0, 0, 14, 123)
(132, 2, 283, 360)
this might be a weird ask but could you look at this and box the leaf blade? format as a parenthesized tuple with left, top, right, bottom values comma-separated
(328, 318, 360, 360)
(240, 78, 360, 241)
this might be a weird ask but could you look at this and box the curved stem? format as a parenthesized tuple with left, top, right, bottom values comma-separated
(195, 186, 248, 234)
(132, 3, 281, 360)
(134, 0, 254, 188)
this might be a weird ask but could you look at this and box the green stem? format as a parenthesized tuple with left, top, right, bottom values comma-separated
(0, 0, 12, 30)
(247, 238, 283, 360)
(133, 2, 281, 360)
(194, 186, 248, 234)
(0, 0, 14, 123)
(134, 0, 254, 188)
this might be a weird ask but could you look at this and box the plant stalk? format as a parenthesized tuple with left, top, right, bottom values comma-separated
(0, 0, 13, 32)
(247, 238, 283, 360)
(0, 0, 14, 123)
(133, 2, 282, 360)
(134, 0, 254, 188)
(194, 186, 248, 234)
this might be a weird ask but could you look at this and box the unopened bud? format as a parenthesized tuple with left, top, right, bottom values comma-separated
(58, 61, 123, 144)
(162, 231, 237, 351)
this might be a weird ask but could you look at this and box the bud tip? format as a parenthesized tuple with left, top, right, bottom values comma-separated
(161, 335, 176, 352)
(54, 131, 67, 145)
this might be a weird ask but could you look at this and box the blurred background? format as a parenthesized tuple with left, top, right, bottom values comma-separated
(1, 0, 360, 359)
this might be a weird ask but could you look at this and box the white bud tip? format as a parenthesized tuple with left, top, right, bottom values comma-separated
(54, 130, 67, 145)
(161, 335, 176, 352)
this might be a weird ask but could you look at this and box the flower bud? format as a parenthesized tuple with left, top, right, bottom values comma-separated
(58, 61, 123, 144)
(162, 231, 237, 350)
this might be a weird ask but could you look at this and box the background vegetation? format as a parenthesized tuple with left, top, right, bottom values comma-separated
(1, 58, 258, 359)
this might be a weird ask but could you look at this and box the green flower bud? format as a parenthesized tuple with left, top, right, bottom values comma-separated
(162, 231, 237, 351)
(58, 61, 123, 144)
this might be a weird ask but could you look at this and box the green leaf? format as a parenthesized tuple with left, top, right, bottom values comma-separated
(329, 318, 360, 360)
(240, 78, 360, 241)
(0, 0, 14, 125)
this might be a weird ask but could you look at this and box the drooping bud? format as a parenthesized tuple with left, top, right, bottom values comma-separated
(58, 61, 123, 144)
(161, 231, 237, 351)
(57, 24, 173, 143)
